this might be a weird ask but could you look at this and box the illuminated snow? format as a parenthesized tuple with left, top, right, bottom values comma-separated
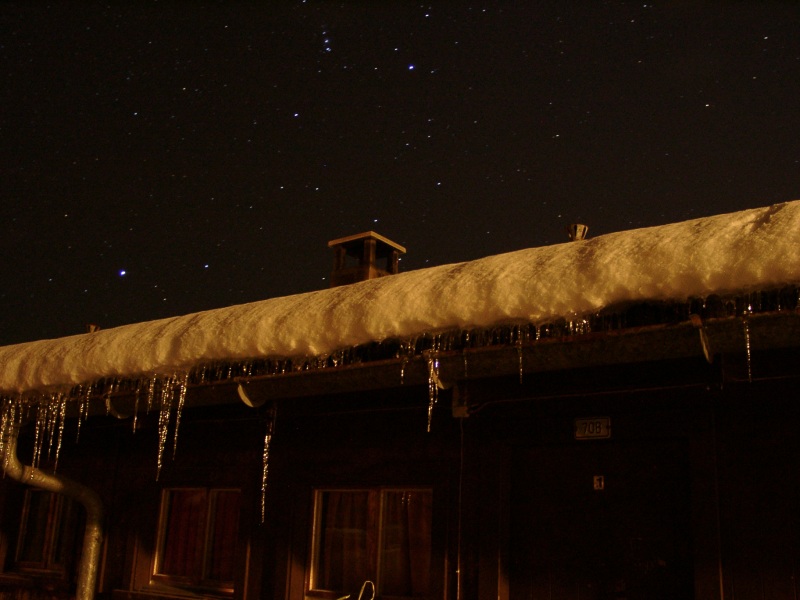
(1, 200, 800, 394)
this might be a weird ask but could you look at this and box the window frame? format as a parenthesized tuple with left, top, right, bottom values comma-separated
(306, 487, 434, 600)
(152, 486, 241, 595)
(14, 488, 81, 577)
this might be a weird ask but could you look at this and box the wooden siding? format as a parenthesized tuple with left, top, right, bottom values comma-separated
(2, 348, 800, 600)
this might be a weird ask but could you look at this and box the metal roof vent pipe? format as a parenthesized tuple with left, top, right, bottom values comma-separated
(567, 223, 589, 241)
(1, 424, 104, 600)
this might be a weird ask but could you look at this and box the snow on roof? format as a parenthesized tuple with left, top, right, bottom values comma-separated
(2, 200, 800, 395)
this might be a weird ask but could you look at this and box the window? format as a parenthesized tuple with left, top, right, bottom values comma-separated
(15, 489, 81, 575)
(308, 488, 433, 599)
(153, 488, 241, 593)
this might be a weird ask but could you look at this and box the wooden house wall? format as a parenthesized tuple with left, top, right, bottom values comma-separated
(454, 378, 700, 600)
(1, 352, 800, 600)
(0, 404, 267, 600)
(714, 385, 800, 599)
(449, 363, 800, 600)
(265, 387, 460, 600)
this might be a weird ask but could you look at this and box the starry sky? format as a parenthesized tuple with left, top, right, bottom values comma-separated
(2, 1, 799, 345)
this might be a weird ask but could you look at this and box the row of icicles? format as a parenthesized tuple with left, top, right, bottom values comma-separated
(0, 375, 192, 479)
(0, 322, 543, 524)
(1, 288, 795, 521)
(0, 375, 275, 524)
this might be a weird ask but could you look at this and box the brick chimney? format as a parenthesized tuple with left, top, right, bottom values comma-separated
(328, 231, 406, 287)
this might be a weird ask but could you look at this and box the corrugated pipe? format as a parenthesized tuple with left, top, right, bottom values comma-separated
(1, 425, 104, 600)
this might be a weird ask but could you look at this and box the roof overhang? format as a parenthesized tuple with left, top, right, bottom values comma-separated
(93, 309, 800, 418)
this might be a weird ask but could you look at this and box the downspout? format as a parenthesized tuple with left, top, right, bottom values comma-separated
(1, 424, 104, 600)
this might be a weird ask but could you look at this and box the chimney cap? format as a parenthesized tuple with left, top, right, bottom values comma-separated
(328, 231, 406, 254)
(566, 224, 589, 241)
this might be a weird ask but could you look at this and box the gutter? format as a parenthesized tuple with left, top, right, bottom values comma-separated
(1, 424, 103, 600)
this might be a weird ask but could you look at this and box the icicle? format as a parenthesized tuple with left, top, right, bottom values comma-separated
(261, 404, 277, 524)
(103, 379, 120, 417)
(146, 377, 156, 413)
(399, 337, 416, 385)
(31, 403, 45, 471)
(742, 308, 753, 383)
(25, 396, 62, 473)
(425, 346, 440, 433)
(261, 431, 272, 524)
(515, 325, 524, 384)
(156, 377, 174, 480)
(53, 394, 67, 472)
(172, 374, 188, 460)
(132, 380, 141, 433)
(76, 385, 88, 443)
(0, 397, 24, 471)
(0, 401, 7, 463)
(46, 395, 59, 462)
(0, 398, 12, 466)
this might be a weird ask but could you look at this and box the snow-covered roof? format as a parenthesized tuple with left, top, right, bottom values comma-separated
(2, 200, 800, 395)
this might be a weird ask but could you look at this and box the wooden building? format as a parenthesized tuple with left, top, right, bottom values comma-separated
(1, 207, 800, 600)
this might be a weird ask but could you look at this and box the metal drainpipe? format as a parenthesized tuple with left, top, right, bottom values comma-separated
(1, 425, 104, 600)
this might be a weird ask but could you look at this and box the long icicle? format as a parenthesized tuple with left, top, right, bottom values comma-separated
(146, 377, 156, 413)
(132, 379, 141, 433)
(261, 404, 277, 524)
(742, 309, 753, 383)
(53, 393, 67, 472)
(0, 398, 12, 466)
(1, 397, 23, 470)
(45, 395, 59, 463)
(75, 384, 89, 443)
(156, 377, 174, 480)
(425, 344, 440, 433)
(31, 402, 45, 471)
(172, 374, 189, 460)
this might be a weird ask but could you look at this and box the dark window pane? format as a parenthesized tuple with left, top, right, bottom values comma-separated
(52, 497, 80, 567)
(204, 490, 240, 582)
(159, 489, 206, 577)
(17, 490, 52, 564)
(313, 491, 370, 593)
(380, 491, 432, 597)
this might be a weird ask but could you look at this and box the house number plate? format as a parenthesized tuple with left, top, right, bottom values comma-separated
(574, 417, 611, 440)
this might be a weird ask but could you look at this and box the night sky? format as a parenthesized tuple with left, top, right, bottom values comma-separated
(2, 2, 799, 345)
